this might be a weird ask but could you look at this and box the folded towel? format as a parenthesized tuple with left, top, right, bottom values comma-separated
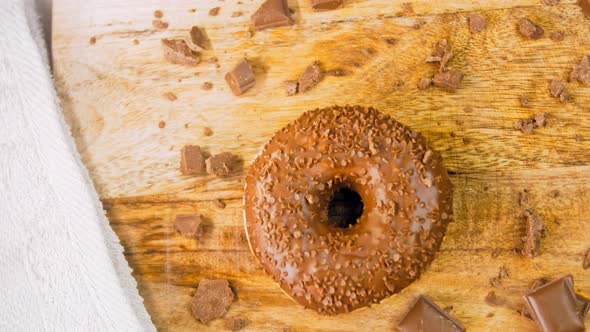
(0, 1, 155, 330)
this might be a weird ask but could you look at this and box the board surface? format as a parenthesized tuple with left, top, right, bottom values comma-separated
(52, 0, 590, 330)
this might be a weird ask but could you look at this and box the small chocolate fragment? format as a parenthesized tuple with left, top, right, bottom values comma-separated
(214, 199, 226, 209)
(584, 248, 590, 269)
(89, 36, 96, 45)
(520, 95, 530, 107)
(515, 113, 547, 134)
(398, 295, 465, 332)
(549, 31, 565, 41)
(152, 19, 169, 29)
(187, 26, 207, 52)
(283, 80, 299, 96)
(522, 209, 544, 259)
(158, 120, 166, 129)
(439, 50, 454, 73)
(548, 190, 559, 198)
(485, 291, 504, 306)
(174, 214, 203, 238)
(298, 63, 321, 93)
(161, 39, 200, 66)
(518, 18, 544, 39)
(154, 10, 163, 18)
(541, 0, 560, 5)
(225, 59, 256, 96)
(311, 0, 343, 11)
(251, 0, 294, 30)
(206, 152, 239, 177)
(201, 82, 213, 90)
(569, 55, 590, 85)
(133, 39, 139, 45)
(433, 39, 449, 58)
(180, 145, 206, 175)
(433, 70, 464, 92)
(225, 317, 248, 331)
(418, 78, 433, 90)
(534, 113, 548, 128)
(523, 275, 585, 332)
(209, 7, 220, 16)
(549, 80, 570, 103)
(203, 127, 214, 136)
(579, 0, 590, 17)
(191, 279, 234, 324)
(162, 92, 177, 101)
(468, 14, 487, 33)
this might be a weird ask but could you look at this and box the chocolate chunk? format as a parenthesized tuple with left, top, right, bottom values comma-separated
(152, 19, 169, 29)
(399, 295, 465, 332)
(209, 7, 220, 16)
(520, 95, 530, 107)
(541, 0, 560, 5)
(206, 152, 239, 177)
(191, 279, 234, 324)
(186, 26, 207, 52)
(203, 126, 214, 136)
(549, 31, 565, 41)
(522, 209, 544, 258)
(201, 82, 213, 91)
(518, 18, 544, 39)
(522, 278, 549, 319)
(225, 59, 256, 96)
(468, 14, 487, 33)
(251, 0, 294, 30)
(174, 214, 203, 238)
(569, 55, 590, 85)
(485, 291, 504, 306)
(418, 78, 433, 90)
(283, 80, 299, 96)
(161, 39, 200, 66)
(298, 63, 321, 93)
(548, 189, 559, 198)
(579, 0, 590, 17)
(162, 92, 177, 101)
(584, 248, 590, 269)
(225, 317, 248, 331)
(214, 199, 226, 209)
(154, 10, 163, 18)
(523, 275, 585, 332)
(433, 70, 464, 92)
(311, 0, 343, 10)
(180, 145, 206, 175)
(549, 80, 570, 103)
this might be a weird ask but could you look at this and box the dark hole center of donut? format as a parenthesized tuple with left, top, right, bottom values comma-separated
(327, 188, 363, 228)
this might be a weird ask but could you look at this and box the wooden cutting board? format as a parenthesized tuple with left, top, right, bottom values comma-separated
(52, 0, 590, 330)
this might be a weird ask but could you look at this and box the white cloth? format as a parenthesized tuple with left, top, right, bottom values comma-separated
(0, 1, 156, 331)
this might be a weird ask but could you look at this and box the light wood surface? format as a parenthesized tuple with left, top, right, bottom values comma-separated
(52, 0, 590, 330)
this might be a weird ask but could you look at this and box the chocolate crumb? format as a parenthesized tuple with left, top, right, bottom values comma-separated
(569, 55, 590, 85)
(214, 199, 226, 209)
(384, 37, 397, 45)
(209, 7, 220, 16)
(534, 112, 548, 128)
(158, 120, 166, 129)
(174, 214, 203, 238)
(206, 152, 239, 177)
(433, 70, 464, 92)
(462, 137, 471, 145)
(443, 305, 454, 312)
(231, 11, 243, 17)
(491, 248, 501, 258)
(162, 92, 177, 101)
(154, 10, 163, 18)
(161, 39, 200, 66)
(89, 36, 96, 45)
(449, 132, 456, 138)
(519, 95, 529, 107)
(418, 78, 432, 90)
(485, 291, 504, 306)
(189, 8, 197, 13)
(468, 14, 487, 33)
(201, 82, 213, 90)
(180, 145, 206, 175)
(548, 190, 559, 198)
(203, 127, 214, 136)
(486, 313, 494, 318)
(284, 80, 299, 96)
(187, 26, 207, 52)
(152, 19, 169, 29)
(191, 279, 234, 324)
(522, 209, 544, 258)
(518, 18, 544, 39)
(549, 31, 565, 41)
(225, 317, 248, 331)
(184, 123, 189, 129)
(584, 248, 590, 269)
(541, 0, 559, 5)
(133, 39, 139, 45)
(549, 80, 570, 103)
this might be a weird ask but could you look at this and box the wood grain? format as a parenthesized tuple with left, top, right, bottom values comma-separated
(52, 0, 590, 330)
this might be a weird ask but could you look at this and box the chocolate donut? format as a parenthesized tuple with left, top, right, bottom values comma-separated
(243, 105, 453, 315)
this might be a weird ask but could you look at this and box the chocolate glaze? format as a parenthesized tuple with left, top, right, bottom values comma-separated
(243, 105, 453, 315)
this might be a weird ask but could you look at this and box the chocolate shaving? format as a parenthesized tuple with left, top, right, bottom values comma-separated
(468, 14, 487, 33)
(518, 18, 544, 39)
(549, 79, 570, 103)
(569, 55, 590, 85)
(191, 279, 234, 323)
(209, 7, 220, 16)
(311, 0, 343, 11)
(298, 63, 322, 93)
(418, 78, 433, 90)
(433, 70, 464, 92)
(522, 209, 544, 258)
(174, 214, 203, 238)
(584, 248, 590, 269)
(186, 26, 207, 52)
(152, 19, 169, 29)
(206, 152, 239, 177)
(225, 58, 256, 96)
(180, 145, 206, 175)
(251, 0, 294, 30)
(161, 39, 200, 66)
(283, 80, 299, 96)
(485, 291, 504, 306)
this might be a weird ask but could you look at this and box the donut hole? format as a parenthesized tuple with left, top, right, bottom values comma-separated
(327, 187, 364, 228)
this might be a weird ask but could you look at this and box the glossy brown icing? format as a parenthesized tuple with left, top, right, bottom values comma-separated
(243, 105, 453, 315)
